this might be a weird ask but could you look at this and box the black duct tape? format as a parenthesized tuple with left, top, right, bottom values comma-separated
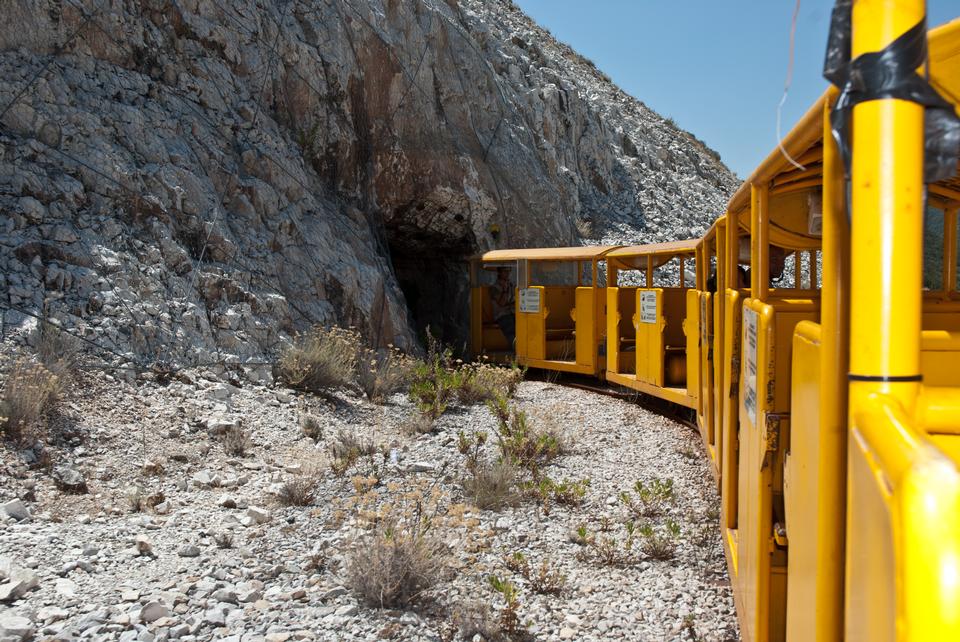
(824, 0, 960, 184)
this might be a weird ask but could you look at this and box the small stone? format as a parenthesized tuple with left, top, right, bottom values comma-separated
(204, 608, 226, 626)
(55, 577, 78, 598)
(245, 506, 270, 524)
(321, 586, 348, 600)
(191, 470, 215, 488)
(334, 604, 358, 617)
(121, 589, 140, 602)
(559, 627, 576, 639)
(405, 461, 435, 473)
(0, 569, 39, 602)
(52, 465, 88, 493)
(0, 615, 33, 640)
(135, 535, 153, 556)
(37, 606, 69, 623)
(177, 545, 201, 558)
(1, 499, 30, 521)
(140, 601, 170, 623)
(217, 494, 237, 509)
(212, 588, 238, 604)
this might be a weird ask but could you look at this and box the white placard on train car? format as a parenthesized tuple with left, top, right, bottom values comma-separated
(519, 288, 541, 313)
(639, 291, 658, 324)
(743, 307, 758, 425)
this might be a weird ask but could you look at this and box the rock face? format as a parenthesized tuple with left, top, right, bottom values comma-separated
(0, 0, 736, 361)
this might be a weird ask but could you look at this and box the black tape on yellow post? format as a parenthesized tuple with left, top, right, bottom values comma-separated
(823, 0, 960, 183)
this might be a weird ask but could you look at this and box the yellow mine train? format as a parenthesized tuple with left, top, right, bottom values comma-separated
(469, 4, 960, 642)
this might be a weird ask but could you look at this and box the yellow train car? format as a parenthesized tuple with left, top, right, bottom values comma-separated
(468, 3, 960, 640)
(469, 246, 618, 375)
(604, 241, 701, 409)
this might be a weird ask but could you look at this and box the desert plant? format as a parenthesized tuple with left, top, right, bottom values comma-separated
(463, 459, 520, 511)
(276, 326, 361, 393)
(220, 425, 252, 457)
(346, 516, 446, 609)
(455, 361, 524, 405)
(619, 478, 676, 518)
(301, 414, 323, 441)
(638, 520, 681, 560)
(277, 473, 319, 507)
(0, 358, 61, 441)
(488, 575, 529, 639)
(402, 410, 436, 436)
(356, 345, 413, 402)
(504, 552, 566, 595)
(32, 318, 80, 378)
(488, 395, 563, 475)
(328, 430, 381, 477)
(213, 532, 234, 549)
(574, 522, 641, 567)
(524, 476, 589, 510)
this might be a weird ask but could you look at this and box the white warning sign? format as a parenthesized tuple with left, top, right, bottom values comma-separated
(640, 291, 658, 324)
(519, 288, 540, 313)
(743, 307, 758, 425)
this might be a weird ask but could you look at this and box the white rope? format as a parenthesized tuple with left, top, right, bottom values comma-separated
(777, 0, 807, 172)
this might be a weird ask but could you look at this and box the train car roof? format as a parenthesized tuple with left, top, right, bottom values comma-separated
(606, 239, 700, 258)
(725, 16, 960, 245)
(480, 246, 620, 262)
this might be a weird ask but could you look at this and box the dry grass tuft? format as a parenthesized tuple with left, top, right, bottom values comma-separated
(346, 517, 446, 609)
(300, 414, 323, 441)
(277, 473, 319, 507)
(221, 426, 252, 457)
(276, 326, 361, 393)
(455, 362, 524, 406)
(33, 319, 80, 379)
(357, 345, 413, 402)
(1, 358, 61, 441)
(462, 460, 520, 511)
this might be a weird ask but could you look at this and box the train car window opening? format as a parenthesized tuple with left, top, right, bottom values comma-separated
(530, 261, 578, 286)
(923, 206, 946, 291)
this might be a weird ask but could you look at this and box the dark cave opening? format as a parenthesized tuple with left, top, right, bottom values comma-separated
(386, 228, 475, 353)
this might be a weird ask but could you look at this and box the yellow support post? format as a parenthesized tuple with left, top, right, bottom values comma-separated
(750, 184, 770, 301)
(846, 2, 933, 642)
(646, 255, 653, 287)
(847, 0, 924, 413)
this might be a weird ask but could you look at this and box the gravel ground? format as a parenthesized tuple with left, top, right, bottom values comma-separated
(0, 361, 739, 642)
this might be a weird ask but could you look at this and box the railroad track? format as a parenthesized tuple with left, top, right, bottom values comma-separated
(529, 371, 699, 431)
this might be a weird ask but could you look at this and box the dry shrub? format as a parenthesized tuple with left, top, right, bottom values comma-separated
(357, 345, 413, 402)
(452, 601, 503, 641)
(1, 358, 61, 441)
(488, 396, 564, 475)
(301, 414, 323, 441)
(462, 460, 519, 511)
(213, 532, 234, 549)
(346, 517, 446, 608)
(277, 473, 319, 507)
(328, 430, 382, 477)
(276, 326, 361, 392)
(455, 362, 524, 406)
(33, 319, 80, 378)
(402, 411, 435, 436)
(505, 552, 567, 595)
(221, 426, 252, 457)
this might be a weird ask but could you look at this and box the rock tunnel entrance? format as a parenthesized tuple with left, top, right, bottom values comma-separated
(386, 227, 476, 354)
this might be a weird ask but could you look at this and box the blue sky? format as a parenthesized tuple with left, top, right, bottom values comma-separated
(513, 1, 958, 178)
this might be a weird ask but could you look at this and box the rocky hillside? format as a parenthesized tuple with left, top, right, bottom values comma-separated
(0, 0, 736, 365)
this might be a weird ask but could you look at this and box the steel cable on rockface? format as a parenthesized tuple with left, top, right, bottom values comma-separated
(0, 0, 106, 124)
(57, 0, 354, 352)
(0, 122, 171, 358)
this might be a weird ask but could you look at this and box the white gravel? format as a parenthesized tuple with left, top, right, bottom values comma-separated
(0, 364, 739, 641)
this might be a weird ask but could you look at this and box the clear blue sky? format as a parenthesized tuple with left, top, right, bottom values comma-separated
(514, 1, 958, 178)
